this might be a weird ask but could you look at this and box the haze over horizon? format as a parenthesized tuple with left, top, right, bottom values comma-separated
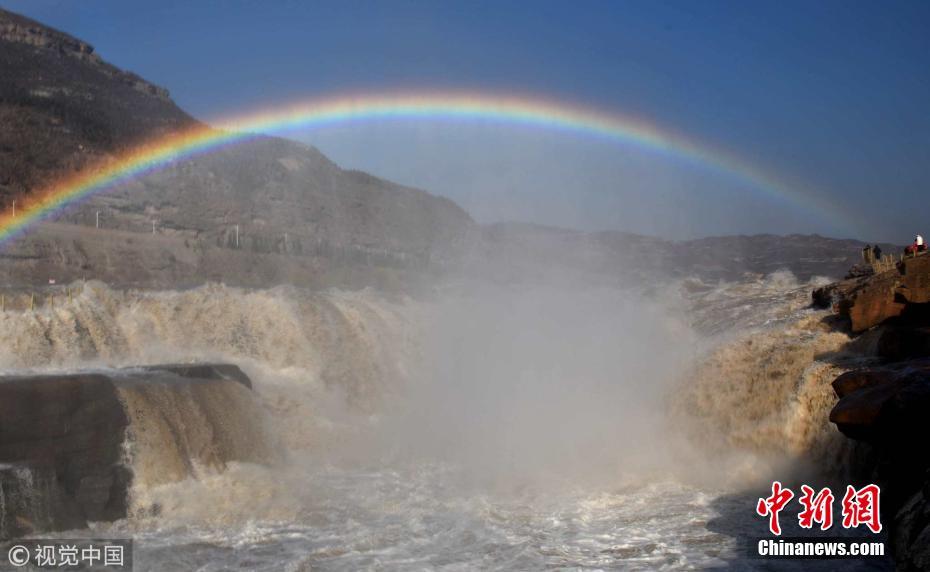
(3, 0, 928, 242)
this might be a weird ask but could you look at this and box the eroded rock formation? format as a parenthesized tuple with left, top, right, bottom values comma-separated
(813, 255, 930, 333)
(0, 364, 258, 537)
(820, 254, 930, 570)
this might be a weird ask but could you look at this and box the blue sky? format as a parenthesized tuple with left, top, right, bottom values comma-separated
(4, 0, 929, 241)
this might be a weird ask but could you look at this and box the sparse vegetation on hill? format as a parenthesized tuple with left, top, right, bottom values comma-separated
(0, 8, 197, 203)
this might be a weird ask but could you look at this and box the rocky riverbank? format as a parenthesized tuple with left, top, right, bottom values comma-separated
(814, 254, 930, 570)
(0, 363, 260, 538)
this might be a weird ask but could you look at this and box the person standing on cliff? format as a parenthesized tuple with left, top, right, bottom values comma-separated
(872, 244, 882, 261)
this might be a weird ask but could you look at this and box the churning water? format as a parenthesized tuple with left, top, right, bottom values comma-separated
(0, 276, 892, 570)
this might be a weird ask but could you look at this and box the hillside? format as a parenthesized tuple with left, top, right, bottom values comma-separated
(0, 8, 197, 202)
(0, 7, 474, 272)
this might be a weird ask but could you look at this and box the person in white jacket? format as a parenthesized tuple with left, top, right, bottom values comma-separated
(909, 234, 926, 256)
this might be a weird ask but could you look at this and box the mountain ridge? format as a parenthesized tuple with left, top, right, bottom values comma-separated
(0, 6, 475, 275)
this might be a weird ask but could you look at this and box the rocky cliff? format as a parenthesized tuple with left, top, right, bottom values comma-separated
(0, 8, 197, 202)
(815, 254, 930, 570)
(813, 254, 930, 333)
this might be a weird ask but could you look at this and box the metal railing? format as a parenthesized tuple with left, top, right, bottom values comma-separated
(866, 249, 927, 274)
(0, 286, 78, 313)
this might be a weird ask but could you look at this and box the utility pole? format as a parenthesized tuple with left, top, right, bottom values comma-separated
(284, 232, 288, 253)
(152, 221, 156, 235)
(95, 211, 100, 229)
(235, 225, 239, 248)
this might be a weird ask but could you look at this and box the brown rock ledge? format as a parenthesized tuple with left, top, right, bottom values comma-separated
(0, 363, 254, 538)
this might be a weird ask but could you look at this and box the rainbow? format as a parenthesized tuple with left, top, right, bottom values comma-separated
(0, 91, 855, 246)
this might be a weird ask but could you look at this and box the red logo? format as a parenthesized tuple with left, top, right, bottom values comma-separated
(756, 481, 794, 535)
(798, 485, 834, 530)
(756, 482, 881, 535)
(841, 484, 882, 533)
